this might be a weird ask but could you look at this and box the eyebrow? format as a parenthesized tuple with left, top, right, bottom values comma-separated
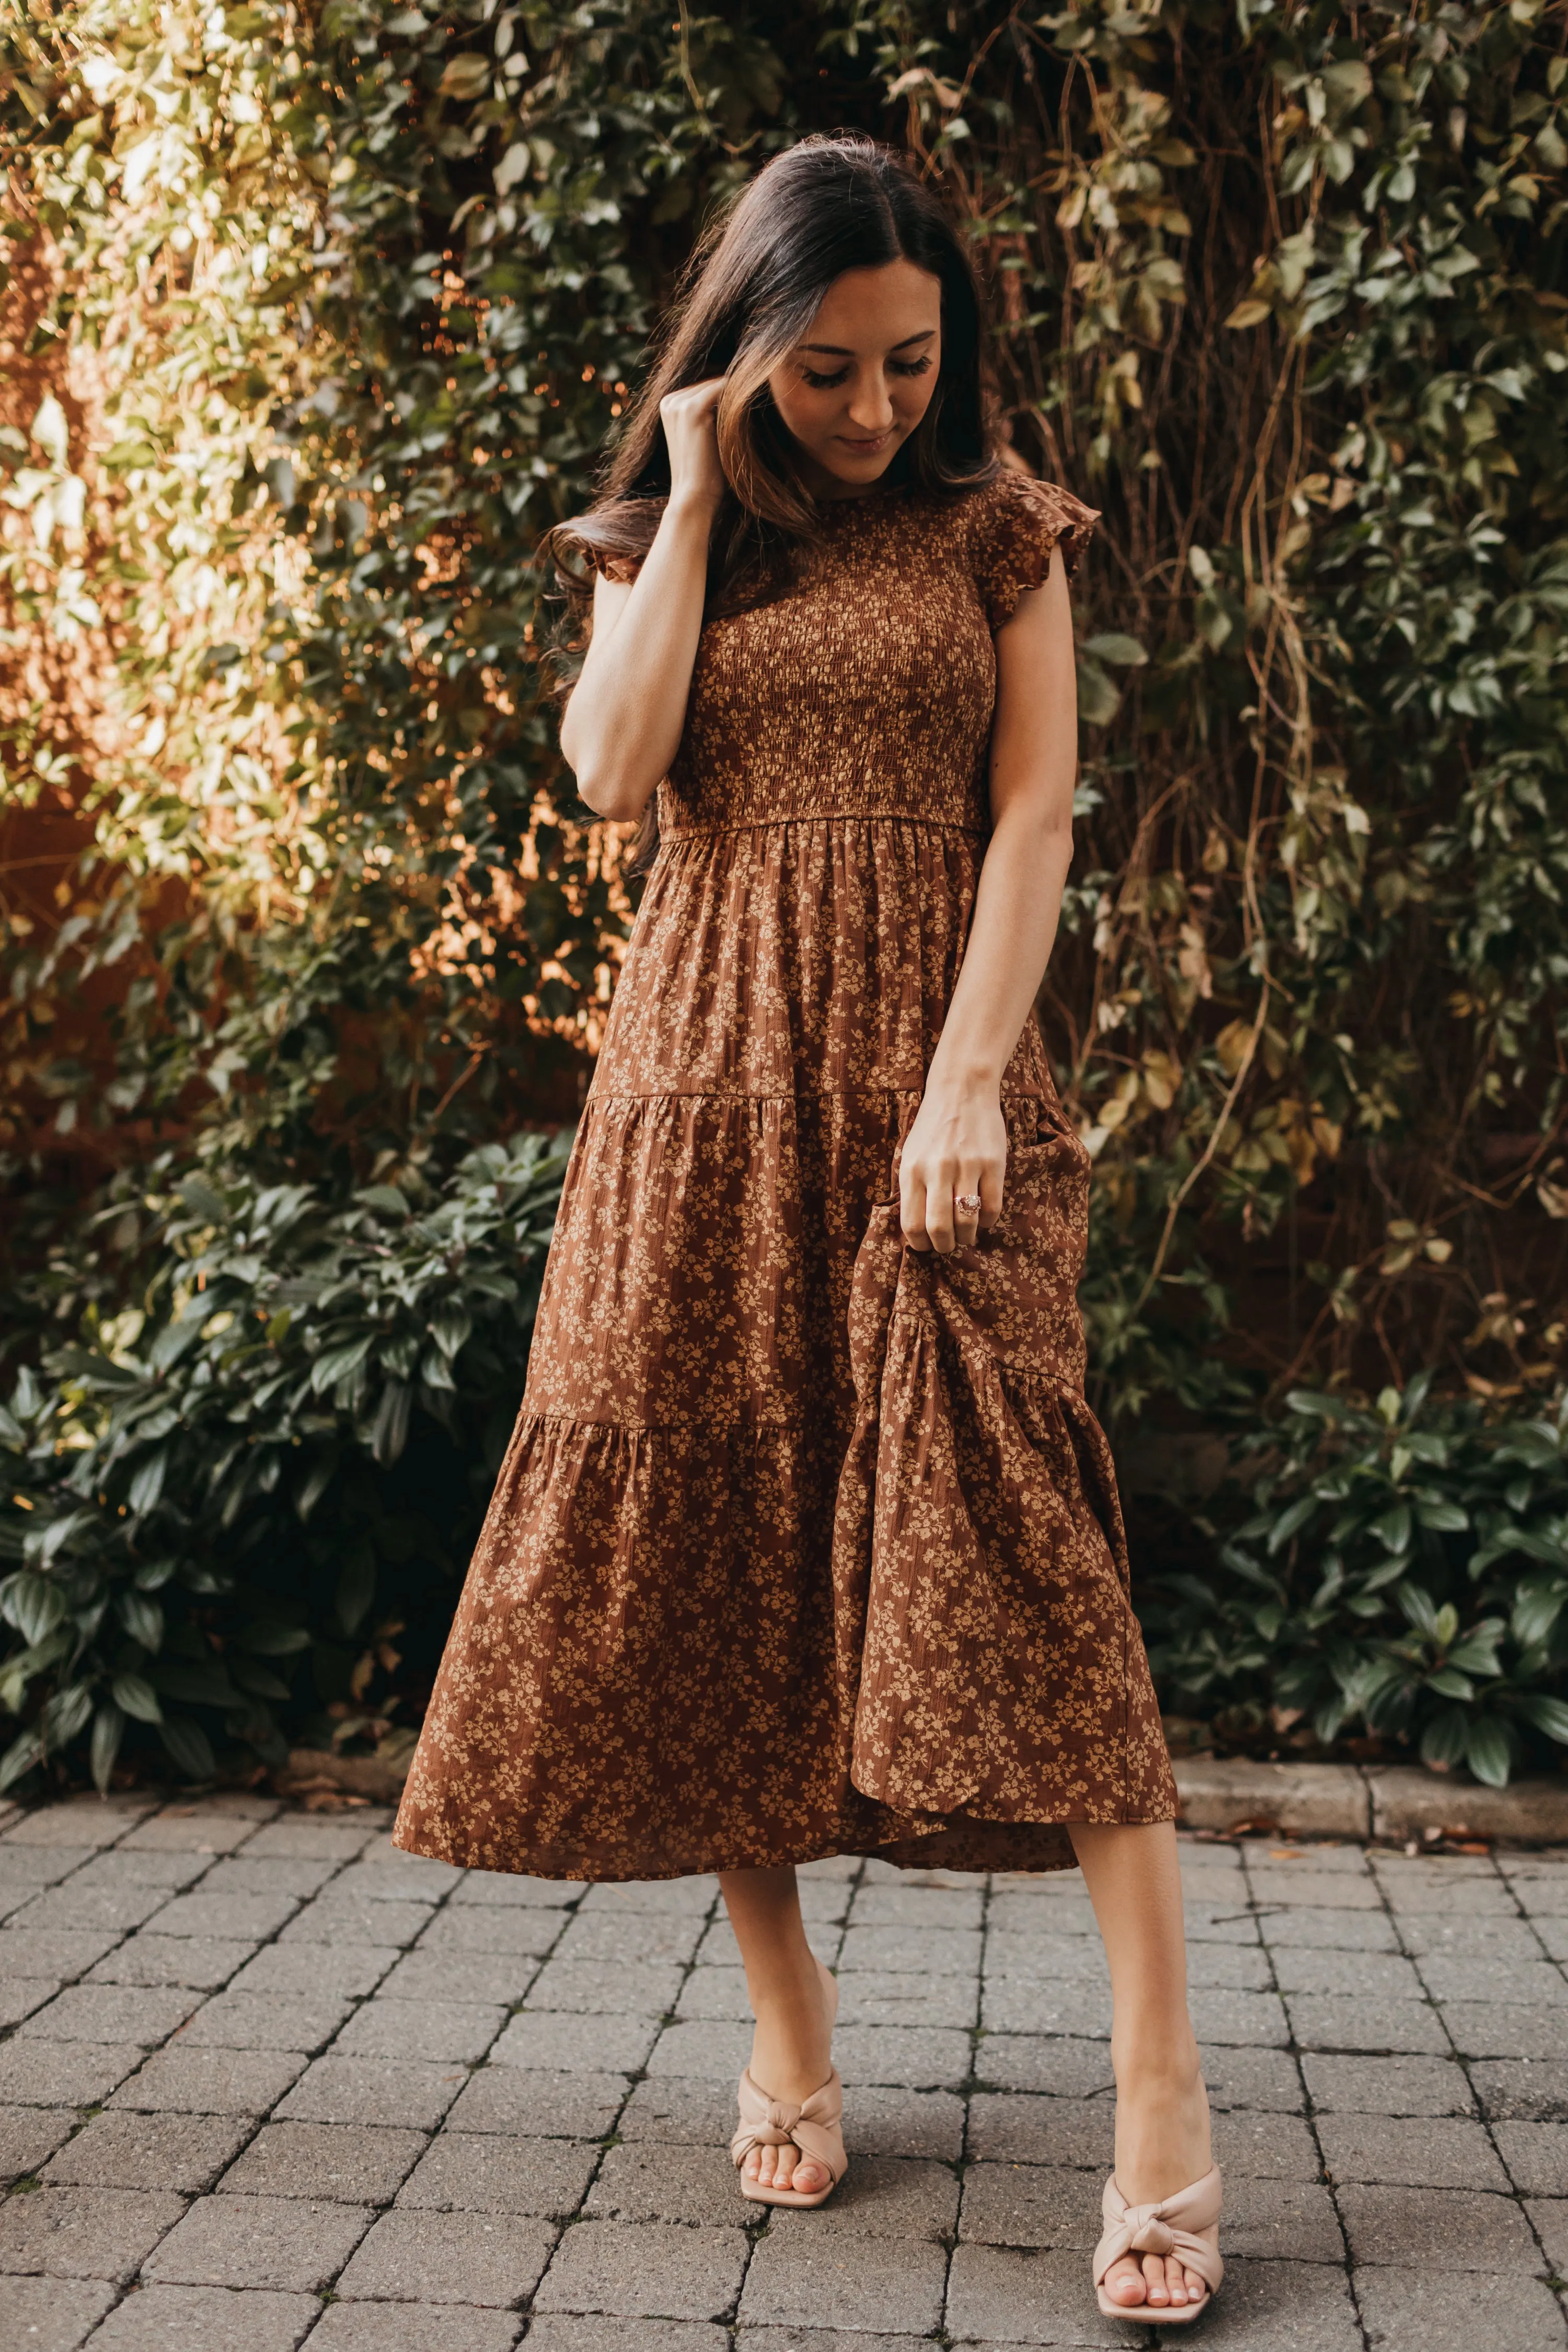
(797, 329, 936, 355)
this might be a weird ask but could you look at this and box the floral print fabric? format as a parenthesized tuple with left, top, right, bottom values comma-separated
(394, 467, 1177, 1881)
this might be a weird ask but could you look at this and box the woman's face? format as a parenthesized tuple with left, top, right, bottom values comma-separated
(767, 259, 943, 497)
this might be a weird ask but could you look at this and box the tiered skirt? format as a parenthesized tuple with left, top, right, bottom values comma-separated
(394, 817, 1175, 1878)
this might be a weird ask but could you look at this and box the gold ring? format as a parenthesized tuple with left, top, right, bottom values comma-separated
(954, 1192, 982, 1217)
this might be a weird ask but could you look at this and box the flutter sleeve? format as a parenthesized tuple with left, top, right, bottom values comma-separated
(974, 468, 1101, 632)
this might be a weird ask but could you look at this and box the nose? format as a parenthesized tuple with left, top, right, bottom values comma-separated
(846, 368, 895, 432)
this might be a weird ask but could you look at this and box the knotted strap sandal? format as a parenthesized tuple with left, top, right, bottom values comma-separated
(731, 2066, 848, 2209)
(1093, 2163, 1224, 2325)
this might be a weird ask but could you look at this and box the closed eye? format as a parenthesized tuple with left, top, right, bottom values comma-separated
(800, 356, 935, 390)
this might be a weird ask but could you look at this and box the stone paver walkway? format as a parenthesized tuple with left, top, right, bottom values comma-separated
(0, 1795, 1564, 2348)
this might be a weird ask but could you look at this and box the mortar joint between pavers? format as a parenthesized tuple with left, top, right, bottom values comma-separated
(526, 1866, 732, 2304)
(1380, 1840, 1562, 2276)
(1249, 1841, 1376, 2352)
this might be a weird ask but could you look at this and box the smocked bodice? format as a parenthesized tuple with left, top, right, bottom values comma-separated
(583, 465, 1100, 1107)
(655, 469, 1097, 837)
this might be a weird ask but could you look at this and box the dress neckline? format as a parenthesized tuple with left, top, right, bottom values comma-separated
(815, 475, 912, 523)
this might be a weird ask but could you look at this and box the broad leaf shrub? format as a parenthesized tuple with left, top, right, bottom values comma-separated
(0, 1130, 568, 1792)
(1147, 1381, 1568, 1786)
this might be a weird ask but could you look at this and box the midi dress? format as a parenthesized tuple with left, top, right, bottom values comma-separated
(393, 464, 1177, 1882)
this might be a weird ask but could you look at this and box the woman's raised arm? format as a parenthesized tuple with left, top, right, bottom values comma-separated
(559, 377, 726, 821)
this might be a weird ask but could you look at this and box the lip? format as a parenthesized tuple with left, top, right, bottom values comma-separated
(836, 430, 894, 454)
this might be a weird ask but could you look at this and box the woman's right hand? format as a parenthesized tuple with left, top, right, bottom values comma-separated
(659, 376, 727, 509)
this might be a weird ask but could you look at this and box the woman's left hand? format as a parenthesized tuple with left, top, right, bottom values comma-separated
(899, 1079, 1007, 1253)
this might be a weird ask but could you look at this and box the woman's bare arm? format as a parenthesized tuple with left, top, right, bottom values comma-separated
(899, 550, 1079, 1252)
(559, 379, 725, 820)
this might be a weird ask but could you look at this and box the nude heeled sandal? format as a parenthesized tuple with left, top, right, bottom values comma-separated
(730, 2066, 848, 2209)
(1092, 2164, 1224, 2325)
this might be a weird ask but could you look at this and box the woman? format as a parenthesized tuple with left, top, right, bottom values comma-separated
(395, 133, 1221, 2324)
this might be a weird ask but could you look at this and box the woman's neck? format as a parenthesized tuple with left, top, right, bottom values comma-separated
(795, 446, 909, 504)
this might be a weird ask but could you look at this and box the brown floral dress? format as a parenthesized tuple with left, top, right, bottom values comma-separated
(394, 466, 1177, 1882)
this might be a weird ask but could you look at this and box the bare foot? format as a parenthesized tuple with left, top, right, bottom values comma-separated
(1101, 2052, 1214, 2313)
(744, 1953, 839, 2197)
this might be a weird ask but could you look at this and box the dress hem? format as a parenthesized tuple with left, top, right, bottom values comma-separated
(390, 1796, 1179, 1886)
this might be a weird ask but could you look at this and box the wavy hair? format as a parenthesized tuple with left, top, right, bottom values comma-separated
(542, 133, 999, 859)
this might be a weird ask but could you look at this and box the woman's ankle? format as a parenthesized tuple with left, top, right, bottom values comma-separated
(1110, 2028, 1204, 2097)
(743, 1941, 829, 2013)
(746, 1953, 836, 2094)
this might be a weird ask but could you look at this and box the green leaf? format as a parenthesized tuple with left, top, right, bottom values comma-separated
(38, 1509, 95, 1567)
(428, 1307, 472, 1361)
(373, 1380, 411, 1467)
(127, 1450, 170, 1518)
(0, 1728, 43, 1792)
(355, 1185, 409, 1217)
(111, 1672, 162, 1723)
(438, 53, 490, 99)
(295, 1451, 339, 1523)
(178, 1173, 229, 1223)
(1420, 1706, 1470, 1768)
(0, 1625, 72, 1716)
(1285, 1390, 1353, 1421)
(1511, 1582, 1567, 1647)
(310, 1335, 375, 1395)
(1370, 1504, 1412, 1556)
(118, 1591, 165, 1651)
(1082, 631, 1149, 668)
(158, 1715, 216, 1781)
(0, 1570, 67, 1647)
(1465, 1716, 1514, 1788)
(42, 1681, 94, 1746)
(1396, 1581, 1439, 1640)
(1266, 1494, 1320, 1554)
(229, 1657, 291, 1702)
(1445, 1631, 1503, 1677)
(1414, 1501, 1469, 1533)
(1517, 1694, 1568, 1745)
(148, 1658, 242, 1711)
(238, 1620, 312, 1657)
(1074, 655, 1121, 728)
(90, 1700, 125, 1792)
(495, 140, 531, 194)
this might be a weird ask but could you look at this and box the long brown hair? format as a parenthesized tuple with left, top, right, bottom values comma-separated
(542, 132, 999, 862)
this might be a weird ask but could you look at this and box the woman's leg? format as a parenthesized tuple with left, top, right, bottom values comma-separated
(1068, 1821, 1214, 2312)
(719, 1864, 839, 2194)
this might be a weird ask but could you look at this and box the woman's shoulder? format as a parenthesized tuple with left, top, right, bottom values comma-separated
(944, 462, 1101, 630)
(955, 462, 1099, 551)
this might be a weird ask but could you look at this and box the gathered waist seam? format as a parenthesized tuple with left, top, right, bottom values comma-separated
(580, 1083, 1052, 1106)
(659, 812, 988, 840)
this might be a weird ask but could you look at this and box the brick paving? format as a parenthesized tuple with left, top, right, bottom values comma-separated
(0, 1795, 1563, 2346)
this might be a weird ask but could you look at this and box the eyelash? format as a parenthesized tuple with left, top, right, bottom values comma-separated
(800, 356, 933, 389)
